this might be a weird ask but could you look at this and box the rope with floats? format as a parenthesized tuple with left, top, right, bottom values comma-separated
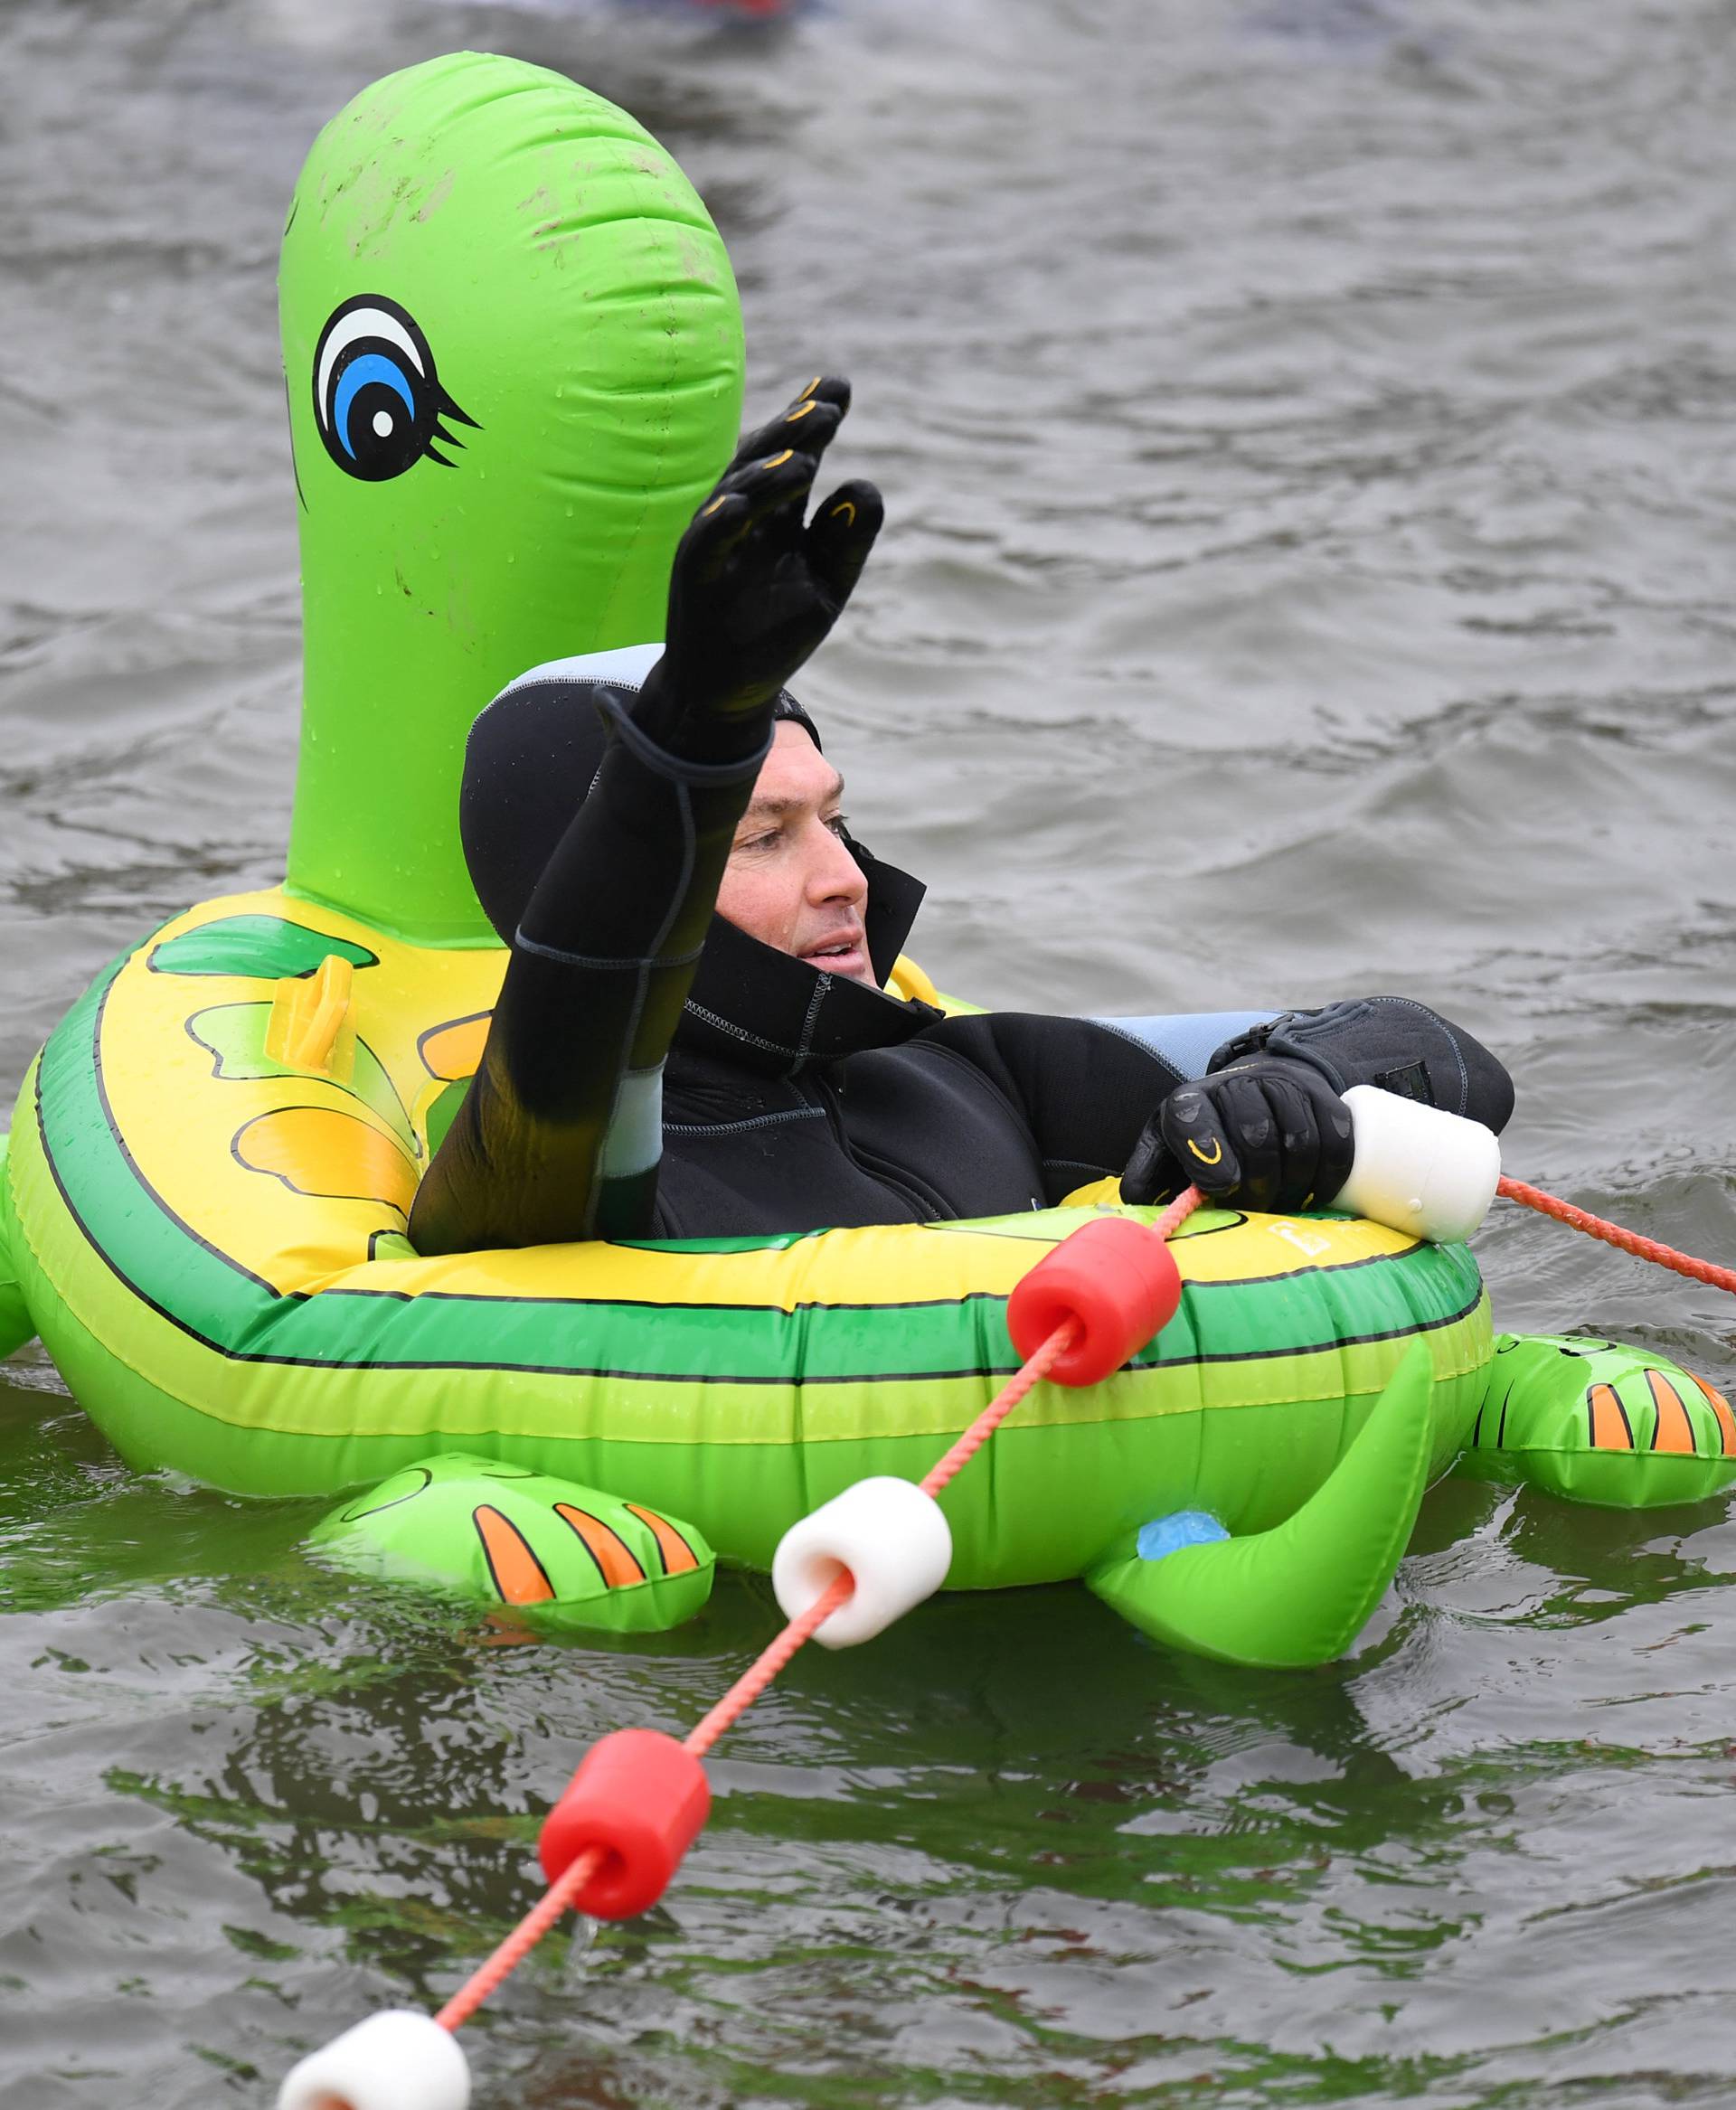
(429, 1183, 1202, 2043)
(277, 1093, 1735, 2110)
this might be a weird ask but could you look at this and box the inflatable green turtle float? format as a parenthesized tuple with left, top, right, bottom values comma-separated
(2, 53, 1732, 1663)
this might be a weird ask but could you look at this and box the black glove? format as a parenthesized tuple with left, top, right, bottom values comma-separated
(1119, 995, 1514, 1212)
(1209, 997, 1514, 1134)
(1120, 1055, 1356, 1213)
(635, 376, 883, 759)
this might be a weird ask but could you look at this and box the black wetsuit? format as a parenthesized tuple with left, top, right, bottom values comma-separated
(614, 928, 1189, 1237)
(409, 660, 1514, 1256)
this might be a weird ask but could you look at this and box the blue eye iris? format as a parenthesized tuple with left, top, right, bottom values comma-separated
(332, 353, 418, 461)
(311, 294, 478, 483)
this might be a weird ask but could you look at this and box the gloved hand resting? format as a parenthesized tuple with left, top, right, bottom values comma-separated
(636, 376, 884, 757)
(1118, 996, 1514, 1214)
(1119, 1054, 1356, 1213)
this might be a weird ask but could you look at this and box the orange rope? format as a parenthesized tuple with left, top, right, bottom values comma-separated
(436, 1185, 1208, 2033)
(683, 1569, 855, 1760)
(1152, 1183, 1205, 1246)
(435, 1844, 605, 2032)
(919, 1318, 1078, 1499)
(1497, 1176, 1736, 1297)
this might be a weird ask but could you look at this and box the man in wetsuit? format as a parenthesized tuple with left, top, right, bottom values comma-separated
(410, 381, 1512, 1256)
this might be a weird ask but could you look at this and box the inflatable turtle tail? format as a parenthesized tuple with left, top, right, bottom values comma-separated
(1459, 1333, 1736, 1509)
(309, 1453, 715, 1634)
(1084, 1339, 1435, 1668)
(0, 1134, 38, 1360)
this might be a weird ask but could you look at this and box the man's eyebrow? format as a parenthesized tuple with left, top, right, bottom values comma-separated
(741, 774, 845, 821)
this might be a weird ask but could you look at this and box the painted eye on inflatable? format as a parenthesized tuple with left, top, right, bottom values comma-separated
(310, 294, 478, 481)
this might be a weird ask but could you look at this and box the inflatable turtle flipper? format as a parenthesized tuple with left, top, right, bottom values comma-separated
(1460, 1333, 1736, 1509)
(1085, 1340, 1435, 1668)
(309, 1454, 714, 1634)
(0, 1135, 38, 1360)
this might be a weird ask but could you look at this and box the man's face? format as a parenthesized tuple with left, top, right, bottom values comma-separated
(715, 721, 874, 984)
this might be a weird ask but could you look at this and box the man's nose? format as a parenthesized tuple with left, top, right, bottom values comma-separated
(809, 824, 869, 906)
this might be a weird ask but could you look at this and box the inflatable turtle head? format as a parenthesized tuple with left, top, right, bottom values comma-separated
(278, 52, 744, 945)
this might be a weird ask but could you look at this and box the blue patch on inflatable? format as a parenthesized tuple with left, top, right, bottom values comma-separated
(1137, 1510, 1231, 1562)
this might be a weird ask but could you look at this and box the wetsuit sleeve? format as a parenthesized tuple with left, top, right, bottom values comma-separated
(919, 1011, 1188, 1205)
(409, 374, 883, 1255)
(1086, 1011, 1277, 1079)
(410, 690, 769, 1254)
(926, 997, 1513, 1214)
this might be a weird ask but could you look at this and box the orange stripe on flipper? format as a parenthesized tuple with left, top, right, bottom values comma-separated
(625, 1502, 701, 1578)
(1690, 1372, 1736, 1456)
(1645, 1371, 1697, 1455)
(473, 1506, 556, 1606)
(1587, 1383, 1635, 1452)
(553, 1504, 646, 1589)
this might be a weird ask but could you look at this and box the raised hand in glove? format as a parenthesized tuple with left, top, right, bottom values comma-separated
(1119, 1055, 1356, 1213)
(637, 376, 883, 757)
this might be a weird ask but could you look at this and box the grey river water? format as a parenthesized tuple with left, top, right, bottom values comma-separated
(3, 0, 1736, 2103)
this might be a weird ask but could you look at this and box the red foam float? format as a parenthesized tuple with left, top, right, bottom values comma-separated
(1005, 1215, 1183, 1387)
(538, 1728, 711, 1920)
